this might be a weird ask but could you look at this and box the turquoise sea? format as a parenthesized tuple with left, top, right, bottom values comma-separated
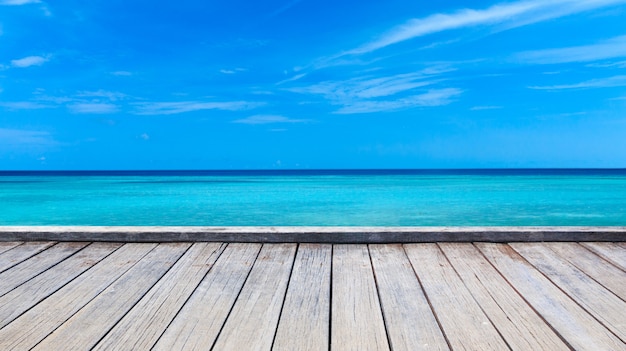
(1, 170, 625, 226)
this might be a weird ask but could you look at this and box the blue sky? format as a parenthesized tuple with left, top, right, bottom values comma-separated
(1, 0, 625, 170)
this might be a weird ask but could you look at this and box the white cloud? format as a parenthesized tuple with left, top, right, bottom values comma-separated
(67, 103, 119, 114)
(0, 101, 53, 109)
(335, 88, 463, 114)
(276, 73, 307, 85)
(0, 128, 54, 146)
(134, 100, 264, 115)
(140, 133, 150, 140)
(0, 0, 41, 5)
(11, 55, 49, 68)
(111, 71, 133, 76)
(219, 68, 246, 74)
(76, 90, 127, 101)
(516, 35, 626, 64)
(529, 75, 626, 90)
(348, 0, 626, 55)
(232, 115, 309, 124)
(470, 105, 502, 110)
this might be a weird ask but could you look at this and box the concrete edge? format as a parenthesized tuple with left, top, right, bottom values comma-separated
(1, 226, 624, 243)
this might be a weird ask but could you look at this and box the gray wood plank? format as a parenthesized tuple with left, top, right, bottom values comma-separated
(511, 242, 626, 341)
(439, 243, 570, 351)
(273, 244, 332, 351)
(0, 242, 121, 329)
(33, 243, 190, 351)
(92, 243, 225, 351)
(405, 244, 509, 351)
(580, 242, 626, 270)
(211, 244, 297, 351)
(153, 243, 261, 350)
(0, 241, 55, 273)
(0, 241, 22, 255)
(0, 242, 88, 297)
(0, 243, 156, 350)
(546, 242, 626, 300)
(478, 243, 625, 351)
(369, 244, 449, 351)
(331, 244, 390, 351)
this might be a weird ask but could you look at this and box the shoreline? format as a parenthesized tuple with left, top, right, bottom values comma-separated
(1, 226, 624, 243)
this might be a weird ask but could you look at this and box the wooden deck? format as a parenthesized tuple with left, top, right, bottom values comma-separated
(0, 241, 624, 350)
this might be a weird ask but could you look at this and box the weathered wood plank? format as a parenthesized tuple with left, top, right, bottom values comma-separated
(0, 241, 22, 255)
(369, 244, 449, 351)
(153, 243, 261, 350)
(211, 244, 297, 351)
(0, 242, 120, 328)
(580, 242, 626, 270)
(0, 243, 155, 350)
(439, 243, 569, 351)
(404, 244, 509, 351)
(546, 242, 626, 300)
(0, 241, 55, 273)
(331, 244, 390, 351)
(92, 243, 225, 351)
(0, 242, 88, 297)
(273, 244, 332, 351)
(511, 242, 626, 341)
(33, 243, 190, 351)
(478, 243, 625, 350)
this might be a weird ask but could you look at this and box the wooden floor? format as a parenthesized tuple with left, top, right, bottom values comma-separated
(0, 241, 624, 350)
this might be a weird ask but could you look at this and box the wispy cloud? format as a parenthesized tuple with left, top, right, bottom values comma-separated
(220, 68, 246, 74)
(515, 35, 626, 64)
(10, 55, 49, 68)
(111, 71, 133, 76)
(470, 105, 502, 110)
(276, 73, 307, 85)
(76, 90, 127, 102)
(233, 115, 309, 124)
(134, 100, 264, 115)
(0, 128, 55, 146)
(335, 88, 463, 114)
(0, 101, 54, 110)
(67, 103, 119, 114)
(529, 75, 626, 90)
(348, 0, 626, 55)
(0, 0, 41, 5)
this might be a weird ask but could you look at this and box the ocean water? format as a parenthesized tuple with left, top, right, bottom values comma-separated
(1, 170, 625, 226)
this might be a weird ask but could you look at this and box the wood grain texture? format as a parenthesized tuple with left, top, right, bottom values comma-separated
(0, 241, 22, 255)
(92, 243, 225, 351)
(0, 242, 88, 297)
(153, 243, 261, 351)
(0, 243, 155, 350)
(404, 244, 509, 351)
(331, 244, 390, 351)
(478, 243, 625, 351)
(273, 244, 331, 351)
(511, 242, 626, 341)
(546, 242, 626, 300)
(369, 244, 449, 351)
(580, 242, 626, 270)
(0, 241, 55, 273)
(0, 242, 120, 328)
(33, 243, 190, 351)
(439, 243, 569, 351)
(211, 244, 297, 351)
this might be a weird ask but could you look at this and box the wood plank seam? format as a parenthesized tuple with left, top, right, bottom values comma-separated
(0, 242, 124, 329)
(366, 244, 394, 350)
(24, 243, 160, 350)
(546, 244, 626, 304)
(472, 243, 576, 350)
(401, 244, 454, 351)
(578, 243, 626, 273)
(90, 243, 196, 349)
(0, 242, 56, 274)
(435, 243, 515, 351)
(206, 243, 264, 351)
(145, 242, 229, 350)
(579, 243, 626, 272)
(269, 243, 300, 350)
(510, 244, 626, 344)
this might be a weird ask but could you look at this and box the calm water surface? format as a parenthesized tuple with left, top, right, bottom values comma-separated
(1, 170, 625, 226)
